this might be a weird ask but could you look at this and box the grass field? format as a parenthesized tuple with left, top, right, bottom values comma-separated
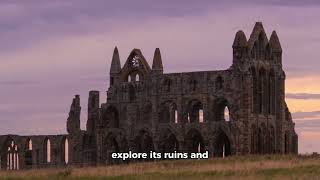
(1, 155, 320, 180)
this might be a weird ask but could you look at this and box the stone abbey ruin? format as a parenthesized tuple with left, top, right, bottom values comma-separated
(0, 22, 298, 170)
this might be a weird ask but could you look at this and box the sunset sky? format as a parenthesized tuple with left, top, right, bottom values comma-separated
(1, 0, 320, 154)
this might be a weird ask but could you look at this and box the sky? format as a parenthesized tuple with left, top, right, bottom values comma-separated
(0, 0, 320, 154)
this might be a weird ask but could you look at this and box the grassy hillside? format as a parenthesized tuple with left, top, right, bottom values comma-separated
(1, 155, 320, 180)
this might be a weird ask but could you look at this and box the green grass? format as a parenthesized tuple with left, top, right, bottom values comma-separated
(1, 155, 320, 180)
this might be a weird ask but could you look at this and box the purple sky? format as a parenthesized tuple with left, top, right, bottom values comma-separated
(1, 1, 320, 154)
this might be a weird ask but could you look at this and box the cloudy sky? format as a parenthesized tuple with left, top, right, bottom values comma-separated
(1, 0, 320, 154)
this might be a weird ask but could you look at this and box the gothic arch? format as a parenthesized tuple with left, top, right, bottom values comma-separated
(126, 70, 143, 83)
(158, 128, 179, 155)
(132, 129, 154, 155)
(187, 99, 203, 123)
(61, 136, 69, 164)
(185, 129, 205, 154)
(212, 98, 231, 122)
(2, 137, 20, 170)
(43, 137, 51, 164)
(213, 129, 231, 157)
(120, 49, 151, 82)
(159, 101, 177, 123)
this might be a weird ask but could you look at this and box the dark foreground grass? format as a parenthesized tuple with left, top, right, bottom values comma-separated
(1, 155, 320, 180)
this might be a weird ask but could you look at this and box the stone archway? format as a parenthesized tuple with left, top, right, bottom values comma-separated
(1, 138, 20, 170)
(185, 129, 205, 154)
(213, 130, 231, 157)
(159, 101, 177, 124)
(61, 136, 69, 164)
(158, 129, 179, 154)
(132, 130, 154, 153)
(187, 99, 203, 123)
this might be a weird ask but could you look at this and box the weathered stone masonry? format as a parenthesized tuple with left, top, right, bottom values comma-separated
(0, 22, 298, 170)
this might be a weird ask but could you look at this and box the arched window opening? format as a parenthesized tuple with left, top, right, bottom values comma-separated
(169, 103, 177, 123)
(213, 99, 230, 122)
(64, 138, 69, 164)
(133, 130, 154, 161)
(128, 75, 131, 82)
(174, 110, 178, 124)
(159, 104, 170, 123)
(199, 109, 204, 123)
(6, 140, 19, 170)
(159, 102, 177, 124)
(28, 140, 32, 150)
(188, 100, 203, 123)
(135, 74, 139, 81)
(213, 131, 231, 157)
(25, 139, 33, 167)
(159, 130, 179, 157)
(47, 139, 51, 163)
(185, 129, 205, 155)
(224, 107, 230, 122)
(44, 138, 51, 163)
(216, 76, 223, 90)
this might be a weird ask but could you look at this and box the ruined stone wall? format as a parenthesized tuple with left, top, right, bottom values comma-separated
(0, 135, 68, 170)
(0, 22, 298, 170)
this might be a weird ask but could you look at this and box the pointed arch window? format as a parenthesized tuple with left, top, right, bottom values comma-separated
(224, 107, 230, 122)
